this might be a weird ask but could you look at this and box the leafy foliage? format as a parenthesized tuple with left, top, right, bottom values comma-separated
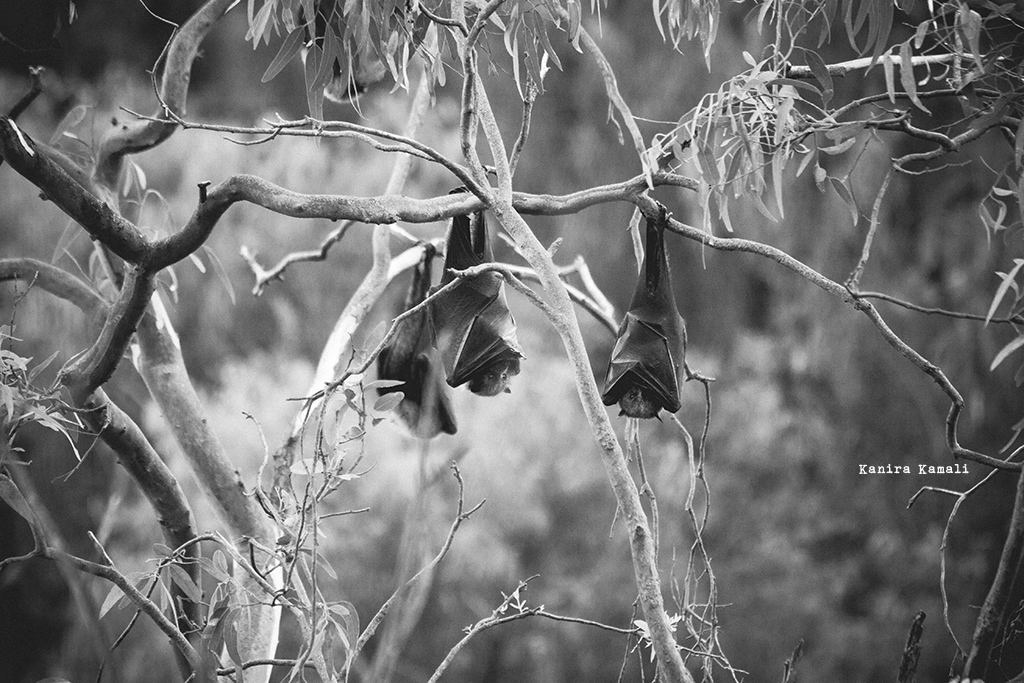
(0, 326, 81, 459)
(650, 0, 1024, 230)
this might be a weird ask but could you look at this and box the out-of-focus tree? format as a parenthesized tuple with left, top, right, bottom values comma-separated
(1, 0, 1023, 682)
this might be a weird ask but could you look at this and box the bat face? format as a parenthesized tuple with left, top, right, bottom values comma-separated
(377, 246, 457, 437)
(430, 207, 525, 395)
(602, 209, 686, 418)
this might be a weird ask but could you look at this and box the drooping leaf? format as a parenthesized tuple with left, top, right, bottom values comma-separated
(899, 40, 929, 113)
(372, 392, 403, 414)
(803, 49, 834, 105)
(991, 335, 1024, 371)
(304, 43, 326, 120)
(828, 176, 860, 225)
(167, 564, 203, 604)
(882, 51, 896, 103)
(99, 583, 126, 619)
(628, 206, 644, 276)
(48, 105, 89, 146)
(985, 259, 1024, 324)
(262, 26, 305, 82)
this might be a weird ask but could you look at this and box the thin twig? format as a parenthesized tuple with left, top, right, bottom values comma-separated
(856, 291, 1024, 325)
(907, 457, 1013, 653)
(508, 78, 538, 178)
(420, 5, 468, 35)
(8, 67, 44, 120)
(240, 221, 354, 295)
(847, 168, 891, 290)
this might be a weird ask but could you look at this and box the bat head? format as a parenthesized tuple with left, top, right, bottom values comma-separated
(467, 356, 521, 396)
(616, 385, 664, 419)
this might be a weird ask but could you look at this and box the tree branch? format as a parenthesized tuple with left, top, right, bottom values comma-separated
(94, 0, 236, 188)
(0, 259, 203, 651)
(965, 465, 1024, 676)
(0, 118, 151, 263)
(127, 111, 484, 194)
(78, 389, 202, 639)
(64, 267, 156, 395)
(785, 53, 957, 79)
(0, 257, 106, 315)
(134, 313, 271, 540)
(7, 67, 44, 121)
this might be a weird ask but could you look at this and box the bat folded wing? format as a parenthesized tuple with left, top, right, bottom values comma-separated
(377, 333, 458, 438)
(601, 312, 683, 416)
(431, 286, 524, 392)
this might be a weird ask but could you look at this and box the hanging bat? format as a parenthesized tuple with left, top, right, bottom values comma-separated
(602, 206, 686, 418)
(377, 245, 458, 437)
(430, 206, 524, 396)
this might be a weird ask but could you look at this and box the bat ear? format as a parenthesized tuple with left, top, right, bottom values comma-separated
(503, 387, 512, 394)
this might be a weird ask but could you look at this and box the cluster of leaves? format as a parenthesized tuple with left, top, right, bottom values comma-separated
(250, 0, 724, 119)
(987, 258, 1024, 399)
(657, 0, 1024, 231)
(0, 325, 82, 459)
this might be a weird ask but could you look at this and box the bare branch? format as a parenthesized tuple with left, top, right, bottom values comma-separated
(552, 8, 648, 177)
(500, 263, 618, 334)
(458, 50, 489, 191)
(965, 462, 1024, 676)
(785, 53, 957, 79)
(7, 67, 44, 121)
(94, 0, 235, 188)
(126, 110, 483, 194)
(134, 312, 272, 540)
(0, 118, 151, 263)
(891, 118, 1004, 171)
(240, 221, 355, 296)
(64, 267, 156, 394)
(0, 258, 106, 315)
(420, 5, 468, 35)
(78, 389, 201, 638)
(897, 613, 926, 683)
(508, 79, 538, 178)
(856, 291, 1024, 325)
(846, 169, 891, 290)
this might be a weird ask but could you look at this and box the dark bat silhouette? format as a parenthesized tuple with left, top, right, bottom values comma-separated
(430, 207, 524, 396)
(377, 245, 458, 437)
(602, 206, 686, 418)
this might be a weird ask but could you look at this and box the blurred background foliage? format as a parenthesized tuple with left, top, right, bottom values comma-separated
(1, 0, 1023, 681)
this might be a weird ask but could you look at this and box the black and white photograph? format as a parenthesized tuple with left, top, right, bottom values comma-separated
(1, 0, 1023, 681)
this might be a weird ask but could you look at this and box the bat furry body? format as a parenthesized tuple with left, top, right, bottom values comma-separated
(602, 209, 686, 418)
(431, 208, 524, 396)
